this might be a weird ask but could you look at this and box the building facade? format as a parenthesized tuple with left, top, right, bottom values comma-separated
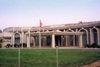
(0, 21, 100, 48)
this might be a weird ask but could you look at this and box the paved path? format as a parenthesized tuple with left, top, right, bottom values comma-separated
(0, 47, 100, 51)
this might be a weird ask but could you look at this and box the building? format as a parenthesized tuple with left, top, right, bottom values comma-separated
(0, 21, 100, 48)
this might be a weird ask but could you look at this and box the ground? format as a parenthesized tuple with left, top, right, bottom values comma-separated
(82, 60, 100, 67)
(0, 48, 100, 67)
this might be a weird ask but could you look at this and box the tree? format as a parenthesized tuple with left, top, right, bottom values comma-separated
(0, 37, 4, 48)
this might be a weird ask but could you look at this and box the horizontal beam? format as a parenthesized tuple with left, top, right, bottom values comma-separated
(26, 32, 83, 36)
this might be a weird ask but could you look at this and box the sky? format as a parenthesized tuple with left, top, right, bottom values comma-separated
(0, 0, 100, 30)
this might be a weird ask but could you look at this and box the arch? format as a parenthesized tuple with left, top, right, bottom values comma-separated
(79, 28, 89, 44)
(66, 29, 74, 32)
(91, 27, 98, 45)
(56, 30, 61, 32)
(79, 29, 88, 46)
(67, 35, 74, 46)
(14, 33, 20, 46)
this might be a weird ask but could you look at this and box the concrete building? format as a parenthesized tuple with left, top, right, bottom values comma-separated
(0, 21, 100, 48)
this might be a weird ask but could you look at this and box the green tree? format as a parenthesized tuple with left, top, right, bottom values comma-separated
(0, 37, 4, 48)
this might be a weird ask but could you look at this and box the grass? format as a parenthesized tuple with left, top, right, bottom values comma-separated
(0, 49, 100, 67)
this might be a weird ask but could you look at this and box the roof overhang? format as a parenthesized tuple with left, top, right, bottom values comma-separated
(26, 31, 83, 36)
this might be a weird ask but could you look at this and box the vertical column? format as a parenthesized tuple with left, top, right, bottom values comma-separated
(19, 34, 21, 44)
(27, 35, 30, 48)
(39, 33, 41, 48)
(86, 31, 89, 44)
(97, 28, 100, 45)
(79, 35, 83, 47)
(90, 28, 94, 44)
(50, 36, 52, 47)
(21, 32, 24, 48)
(12, 27, 15, 48)
(33, 37, 36, 47)
(12, 33, 15, 48)
(65, 35, 68, 46)
(41, 36, 46, 47)
(73, 35, 75, 47)
(27, 27, 30, 48)
(64, 36, 66, 47)
(61, 36, 63, 47)
(52, 34, 55, 48)
(44, 36, 46, 47)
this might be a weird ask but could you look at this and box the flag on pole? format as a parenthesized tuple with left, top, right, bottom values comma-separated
(40, 20, 43, 27)
(41, 27, 45, 31)
(40, 20, 45, 31)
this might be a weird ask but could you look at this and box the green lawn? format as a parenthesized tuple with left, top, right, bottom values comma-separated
(0, 49, 100, 67)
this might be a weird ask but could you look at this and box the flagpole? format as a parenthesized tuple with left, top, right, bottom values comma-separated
(29, 27, 31, 48)
(21, 27, 23, 48)
(39, 20, 41, 48)
(13, 27, 14, 48)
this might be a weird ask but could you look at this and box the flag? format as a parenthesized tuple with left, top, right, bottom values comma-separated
(40, 20, 45, 31)
(40, 20, 42, 27)
(41, 27, 45, 31)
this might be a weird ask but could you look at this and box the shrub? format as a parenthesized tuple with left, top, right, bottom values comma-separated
(97, 45, 100, 48)
(30, 43, 33, 47)
(23, 43, 27, 47)
(6, 44, 12, 48)
(0, 38, 3, 48)
(84, 44, 91, 48)
(91, 43, 98, 48)
(14, 44, 19, 47)
(0, 44, 2, 48)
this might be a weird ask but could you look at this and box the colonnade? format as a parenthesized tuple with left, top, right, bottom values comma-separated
(11, 27, 100, 48)
(26, 32, 83, 48)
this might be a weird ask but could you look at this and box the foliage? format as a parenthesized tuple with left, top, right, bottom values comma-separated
(0, 43, 2, 48)
(84, 43, 99, 48)
(6, 44, 12, 48)
(0, 37, 3, 48)
(30, 43, 33, 47)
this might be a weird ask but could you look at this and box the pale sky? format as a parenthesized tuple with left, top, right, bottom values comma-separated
(0, 0, 100, 30)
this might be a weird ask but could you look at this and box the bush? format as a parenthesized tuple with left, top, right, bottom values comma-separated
(14, 44, 19, 47)
(84, 44, 91, 48)
(0, 44, 2, 48)
(91, 43, 98, 48)
(30, 43, 33, 47)
(14, 43, 27, 48)
(23, 43, 27, 47)
(97, 45, 100, 48)
(6, 44, 12, 48)
(84, 43, 100, 48)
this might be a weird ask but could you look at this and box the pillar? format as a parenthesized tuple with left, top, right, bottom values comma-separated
(21, 32, 24, 48)
(64, 35, 68, 47)
(12, 33, 15, 48)
(65, 35, 68, 46)
(61, 36, 64, 47)
(27, 35, 30, 48)
(79, 35, 83, 47)
(50, 36, 52, 47)
(44, 36, 46, 47)
(33, 37, 36, 47)
(73, 35, 75, 47)
(52, 34, 55, 48)
(42, 36, 46, 47)
(90, 28, 94, 44)
(97, 28, 100, 45)
(86, 31, 89, 44)
(19, 34, 21, 44)
(64, 36, 66, 47)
